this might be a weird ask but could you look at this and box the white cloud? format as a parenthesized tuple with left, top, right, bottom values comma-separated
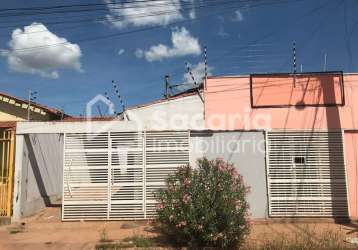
(189, 9, 196, 19)
(218, 26, 229, 38)
(233, 10, 244, 22)
(184, 62, 212, 83)
(184, 0, 196, 19)
(135, 49, 144, 58)
(104, 0, 183, 29)
(178, 62, 213, 91)
(118, 49, 125, 55)
(1, 22, 82, 79)
(136, 27, 201, 62)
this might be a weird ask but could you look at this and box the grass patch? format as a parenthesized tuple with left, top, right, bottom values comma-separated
(7, 225, 25, 235)
(9, 229, 21, 234)
(123, 234, 153, 248)
(95, 242, 133, 250)
(96, 223, 357, 249)
(243, 226, 355, 250)
(96, 234, 154, 249)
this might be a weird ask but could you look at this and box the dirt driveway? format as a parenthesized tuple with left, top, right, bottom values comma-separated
(0, 208, 357, 250)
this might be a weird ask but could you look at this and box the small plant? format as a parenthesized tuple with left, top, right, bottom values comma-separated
(9, 229, 21, 234)
(7, 224, 25, 234)
(156, 157, 251, 249)
(95, 242, 131, 250)
(99, 225, 111, 243)
(127, 235, 153, 248)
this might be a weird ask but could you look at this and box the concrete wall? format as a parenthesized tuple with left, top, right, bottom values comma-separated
(344, 131, 358, 221)
(190, 131, 268, 219)
(12, 133, 63, 220)
(205, 74, 358, 130)
(13, 118, 267, 220)
(0, 98, 54, 121)
(126, 94, 204, 129)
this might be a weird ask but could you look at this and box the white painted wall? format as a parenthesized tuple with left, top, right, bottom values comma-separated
(12, 94, 205, 220)
(126, 94, 204, 130)
(12, 134, 63, 221)
(16, 95, 205, 134)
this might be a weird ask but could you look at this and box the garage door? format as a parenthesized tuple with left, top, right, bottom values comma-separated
(266, 130, 348, 217)
(62, 131, 189, 221)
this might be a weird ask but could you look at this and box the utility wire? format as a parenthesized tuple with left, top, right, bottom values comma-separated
(0, 0, 221, 13)
(211, 0, 333, 66)
(0, 0, 242, 32)
(169, 0, 333, 91)
(5, 0, 301, 51)
(0, 0, 297, 31)
(0, 0, 238, 19)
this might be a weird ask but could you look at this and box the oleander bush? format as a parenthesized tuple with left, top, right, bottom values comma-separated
(156, 157, 251, 249)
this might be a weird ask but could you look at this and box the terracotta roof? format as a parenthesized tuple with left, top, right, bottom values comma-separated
(0, 121, 16, 129)
(0, 91, 69, 118)
(62, 116, 118, 122)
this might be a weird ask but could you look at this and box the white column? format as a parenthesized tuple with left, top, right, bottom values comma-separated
(12, 134, 24, 221)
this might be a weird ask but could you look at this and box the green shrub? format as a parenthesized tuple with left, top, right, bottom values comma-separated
(156, 157, 251, 249)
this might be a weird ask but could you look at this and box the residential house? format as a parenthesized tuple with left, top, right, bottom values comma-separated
(0, 91, 67, 223)
(11, 89, 205, 221)
(204, 71, 358, 221)
(9, 71, 358, 223)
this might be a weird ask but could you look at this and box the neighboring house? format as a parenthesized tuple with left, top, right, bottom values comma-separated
(0, 91, 66, 123)
(11, 89, 205, 221)
(0, 91, 68, 224)
(204, 71, 358, 221)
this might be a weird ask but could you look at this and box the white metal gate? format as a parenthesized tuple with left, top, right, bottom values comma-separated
(266, 130, 348, 217)
(62, 131, 189, 221)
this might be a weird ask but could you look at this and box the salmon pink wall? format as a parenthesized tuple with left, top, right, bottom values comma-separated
(205, 74, 358, 130)
(344, 132, 358, 220)
(251, 74, 343, 107)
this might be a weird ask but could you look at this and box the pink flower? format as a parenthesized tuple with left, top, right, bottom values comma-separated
(239, 175, 244, 183)
(235, 200, 241, 210)
(218, 162, 226, 172)
(245, 212, 252, 225)
(156, 202, 164, 210)
(231, 169, 239, 178)
(197, 225, 203, 231)
(184, 178, 191, 188)
(169, 215, 174, 222)
(176, 221, 187, 228)
(183, 193, 190, 204)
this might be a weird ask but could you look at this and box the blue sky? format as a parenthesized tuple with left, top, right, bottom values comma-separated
(0, 0, 357, 116)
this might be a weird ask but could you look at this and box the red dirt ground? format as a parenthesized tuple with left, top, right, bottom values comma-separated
(0, 207, 357, 250)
